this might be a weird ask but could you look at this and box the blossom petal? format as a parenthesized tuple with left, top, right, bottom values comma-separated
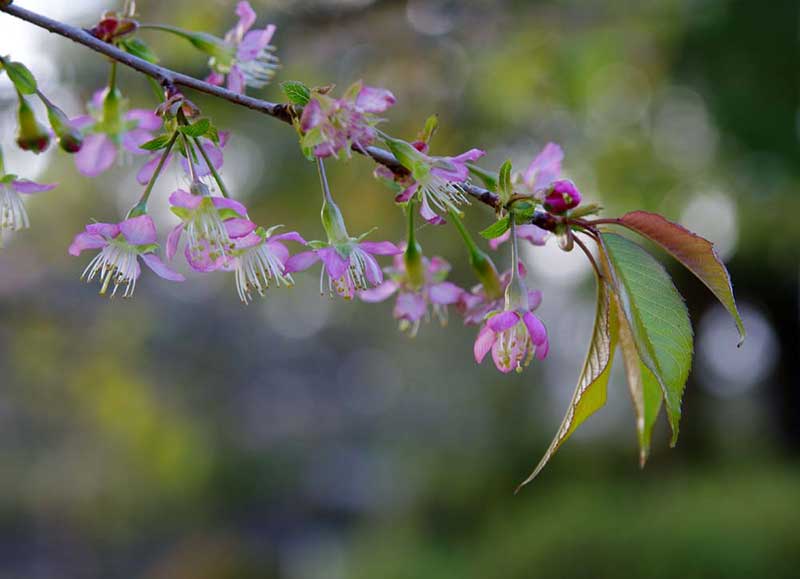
(211, 196, 248, 217)
(359, 241, 402, 255)
(141, 253, 185, 281)
(166, 223, 184, 260)
(522, 311, 548, 346)
(74, 133, 116, 177)
(394, 183, 418, 204)
(271, 231, 307, 245)
(523, 142, 563, 190)
(206, 71, 225, 86)
(234, 1, 257, 36)
(419, 195, 446, 225)
(265, 240, 289, 264)
(124, 109, 162, 131)
(359, 280, 399, 302)
(356, 86, 396, 113)
(284, 251, 320, 273)
(11, 180, 57, 194)
(361, 251, 384, 285)
(450, 148, 486, 164)
(394, 291, 426, 322)
(122, 128, 156, 154)
(169, 189, 202, 209)
(120, 215, 158, 245)
(487, 310, 520, 332)
(488, 229, 511, 251)
(225, 218, 257, 239)
(318, 247, 348, 279)
(137, 153, 172, 185)
(86, 222, 120, 238)
(535, 338, 549, 360)
(237, 26, 275, 61)
(473, 325, 496, 364)
(68, 232, 106, 256)
(428, 282, 463, 305)
(227, 67, 245, 94)
(300, 99, 323, 132)
(518, 224, 550, 246)
(70, 115, 94, 131)
(527, 289, 543, 311)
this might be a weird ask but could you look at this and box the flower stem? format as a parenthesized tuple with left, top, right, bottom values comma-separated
(181, 132, 200, 183)
(316, 157, 335, 204)
(508, 218, 519, 284)
(108, 61, 117, 91)
(127, 131, 179, 217)
(192, 136, 230, 198)
(450, 209, 502, 299)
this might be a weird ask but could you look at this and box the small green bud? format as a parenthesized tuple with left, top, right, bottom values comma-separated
(44, 99, 83, 153)
(471, 248, 502, 299)
(321, 198, 349, 244)
(102, 86, 124, 132)
(15, 96, 50, 153)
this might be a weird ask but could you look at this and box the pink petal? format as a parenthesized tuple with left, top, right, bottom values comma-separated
(233, 231, 263, 250)
(71, 115, 94, 131)
(487, 310, 520, 332)
(169, 189, 203, 209)
(265, 240, 289, 264)
(124, 109, 162, 131)
(225, 218, 257, 239)
(300, 99, 323, 132)
(184, 241, 223, 273)
(518, 224, 549, 246)
(535, 338, 549, 360)
(359, 241, 402, 255)
(137, 153, 172, 185)
(488, 229, 511, 251)
(359, 280, 399, 303)
(318, 247, 348, 279)
(428, 282, 463, 305)
(211, 196, 248, 217)
(122, 128, 156, 154)
(74, 133, 117, 177)
(271, 231, 307, 245)
(119, 215, 158, 246)
(419, 195, 446, 225)
(361, 251, 384, 285)
(394, 183, 418, 204)
(234, 1, 257, 36)
(206, 71, 225, 86)
(449, 148, 486, 164)
(68, 232, 106, 256)
(86, 222, 120, 238)
(141, 253, 185, 281)
(227, 67, 245, 94)
(11, 180, 57, 194)
(393, 292, 426, 322)
(284, 251, 320, 273)
(473, 325, 496, 364)
(166, 223, 184, 260)
(523, 142, 563, 190)
(355, 86, 396, 114)
(527, 290, 543, 311)
(522, 312, 548, 346)
(237, 26, 275, 61)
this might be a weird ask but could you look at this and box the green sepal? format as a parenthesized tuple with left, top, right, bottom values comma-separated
(4, 60, 37, 94)
(120, 38, 160, 63)
(479, 216, 510, 239)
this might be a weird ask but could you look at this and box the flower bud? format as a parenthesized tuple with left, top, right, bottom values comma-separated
(404, 240, 425, 290)
(189, 181, 212, 197)
(15, 96, 50, 154)
(44, 100, 83, 153)
(470, 248, 502, 300)
(544, 179, 582, 214)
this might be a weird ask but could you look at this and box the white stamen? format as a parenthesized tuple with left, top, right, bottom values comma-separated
(234, 241, 293, 303)
(81, 240, 141, 298)
(0, 186, 30, 233)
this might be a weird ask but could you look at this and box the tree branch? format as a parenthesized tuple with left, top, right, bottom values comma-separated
(0, 1, 500, 209)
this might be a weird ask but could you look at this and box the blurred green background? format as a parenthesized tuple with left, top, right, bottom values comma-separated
(0, 0, 798, 577)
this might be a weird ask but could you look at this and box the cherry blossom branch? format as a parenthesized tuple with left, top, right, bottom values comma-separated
(0, 1, 500, 208)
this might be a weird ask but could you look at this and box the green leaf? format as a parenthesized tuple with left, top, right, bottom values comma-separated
(139, 134, 173, 151)
(420, 114, 439, 144)
(518, 274, 617, 490)
(601, 232, 693, 446)
(179, 118, 211, 138)
(614, 292, 663, 466)
(120, 38, 159, 63)
(616, 210, 745, 345)
(5, 60, 37, 94)
(467, 163, 498, 191)
(479, 216, 510, 239)
(498, 160, 512, 202)
(281, 80, 311, 106)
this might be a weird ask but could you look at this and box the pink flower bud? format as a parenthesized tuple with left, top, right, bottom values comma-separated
(544, 179, 581, 214)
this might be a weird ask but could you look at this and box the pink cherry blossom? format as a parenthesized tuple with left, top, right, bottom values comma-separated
(72, 89, 161, 178)
(474, 306, 549, 374)
(285, 238, 402, 300)
(300, 81, 396, 158)
(205, 1, 279, 93)
(68, 214, 184, 297)
(458, 264, 542, 326)
(0, 177, 56, 239)
(359, 252, 464, 336)
(166, 188, 256, 272)
(489, 223, 550, 251)
(218, 226, 307, 303)
(521, 142, 563, 194)
(394, 146, 486, 225)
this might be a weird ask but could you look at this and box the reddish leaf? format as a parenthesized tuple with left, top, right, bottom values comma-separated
(616, 211, 745, 345)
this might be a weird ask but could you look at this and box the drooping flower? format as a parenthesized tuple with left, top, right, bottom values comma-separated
(68, 214, 184, 297)
(0, 176, 56, 241)
(166, 186, 256, 272)
(300, 81, 396, 158)
(136, 133, 228, 185)
(285, 237, 402, 300)
(520, 142, 564, 195)
(72, 88, 161, 177)
(388, 138, 486, 225)
(360, 251, 464, 336)
(473, 305, 549, 374)
(458, 264, 541, 326)
(219, 226, 307, 303)
(205, 1, 279, 93)
(543, 179, 582, 214)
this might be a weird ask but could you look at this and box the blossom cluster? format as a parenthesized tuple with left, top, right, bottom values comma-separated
(0, 0, 595, 376)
